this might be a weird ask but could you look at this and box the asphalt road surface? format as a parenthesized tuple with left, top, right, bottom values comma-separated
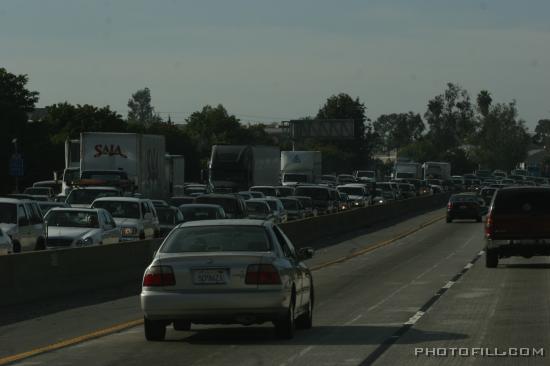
(2, 208, 548, 366)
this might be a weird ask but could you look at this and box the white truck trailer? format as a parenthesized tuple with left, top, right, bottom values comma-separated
(80, 132, 167, 199)
(280, 151, 322, 185)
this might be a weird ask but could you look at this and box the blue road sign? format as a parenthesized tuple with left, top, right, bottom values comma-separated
(9, 154, 24, 177)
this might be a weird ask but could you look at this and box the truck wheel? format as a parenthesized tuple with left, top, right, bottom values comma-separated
(486, 249, 499, 268)
(144, 317, 166, 341)
(12, 240, 21, 253)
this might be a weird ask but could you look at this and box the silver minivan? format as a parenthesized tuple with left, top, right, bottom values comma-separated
(91, 197, 160, 241)
(0, 198, 47, 252)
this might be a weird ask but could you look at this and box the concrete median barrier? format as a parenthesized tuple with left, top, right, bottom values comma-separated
(280, 193, 450, 248)
(0, 194, 449, 307)
(0, 239, 162, 307)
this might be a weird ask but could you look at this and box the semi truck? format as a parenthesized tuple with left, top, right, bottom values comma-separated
(280, 151, 322, 185)
(209, 145, 280, 193)
(423, 161, 451, 181)
(165, 155, 185, 196)
(394, 161, 422, 179)
(79, 132, 167, 199)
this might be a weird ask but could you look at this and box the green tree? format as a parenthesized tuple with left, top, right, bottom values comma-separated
(0, 68, 40, 192)
(127, 87, 163, 127)
(184, 104, 243, 157)
(534, 119, 550, 148)
(373, 112, 425, 153)
(474, 101, 530, 171)
(425, 83, 476, 154)
(315, 93, 373, 167)
(476, 90, 492, 118)
(43, 103, 127, 143)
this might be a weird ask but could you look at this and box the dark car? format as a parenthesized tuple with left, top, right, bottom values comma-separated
(193, 194, 248, 219)
(275, 186, 295, 197)
(485, 187, 550, 267)
(178, 204, 226, 222)
(169, 196, 196, 207)
(446, 194, 483, 223)
(156, 206, 184, 237)
(294, 186, 336, 215)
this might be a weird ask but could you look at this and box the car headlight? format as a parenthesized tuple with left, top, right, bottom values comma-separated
(122, 227, 139, 236)
(378, 199, 384, 203)
(76, 237, 93, 247)
(354, 201, 360, 206)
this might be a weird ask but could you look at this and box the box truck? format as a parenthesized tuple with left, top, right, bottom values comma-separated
(79, 132, 166, 199)
(280, 151, 322, 185)
(165, 154, 185, 196)
(423, 161, 451, 181)
(209, 145, 280, 192)
(394, 161, 422, 179)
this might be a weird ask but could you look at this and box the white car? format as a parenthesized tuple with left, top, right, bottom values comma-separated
(0, 198, 47, 252)
(0, 228, 13, 255)
(44, 208, 120, 248)
(65, 186, 122, 208)
(337, 184, 369, 207)
(91, 197, 160, 241)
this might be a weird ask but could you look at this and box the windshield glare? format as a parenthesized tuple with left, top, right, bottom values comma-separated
(45, 211, 99, 228)
(92, 201, 140, 219)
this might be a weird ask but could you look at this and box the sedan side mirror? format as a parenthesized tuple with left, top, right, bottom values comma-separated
(298, 247, 315, 261)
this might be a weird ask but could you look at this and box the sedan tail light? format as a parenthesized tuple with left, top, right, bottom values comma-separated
(245, 264, 281, 285)
(447, 202, 453, 210)
(143, 265, 176, 287)
(485, 209, 494, 239)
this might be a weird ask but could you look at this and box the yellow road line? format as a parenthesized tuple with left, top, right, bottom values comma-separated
(0, 213, 445, 365)
(0, 319, 143, 366)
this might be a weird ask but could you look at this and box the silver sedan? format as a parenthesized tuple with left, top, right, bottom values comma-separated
(140, 219, 315, 341)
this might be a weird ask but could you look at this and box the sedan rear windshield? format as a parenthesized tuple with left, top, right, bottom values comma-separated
(161, 226, 270, 253)
(493, 190, 550, 214)
(179, 206, 219, 221)
(246, 201, 269, 215)
(450, 195, 478, 203)
(280, 199, 298, 210)
(194, 196, 238, 214)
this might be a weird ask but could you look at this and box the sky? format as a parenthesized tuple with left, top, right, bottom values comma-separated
(1, 0, 550, 128)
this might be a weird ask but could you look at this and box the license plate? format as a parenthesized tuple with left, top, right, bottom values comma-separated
(192, 269, 228, 284)
(459, 205, 467, 209)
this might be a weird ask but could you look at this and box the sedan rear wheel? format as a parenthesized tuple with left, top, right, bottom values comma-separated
(144, 317, 166, 341)
(275, 297, 295, 339)
(296, 292, 313, 329)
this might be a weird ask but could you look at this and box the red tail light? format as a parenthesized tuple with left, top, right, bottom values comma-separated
(485, 210, 494, 238)
(143, 265, 176, 287)
(447, 202, 453, 210)
(245, 264, 281, 285)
